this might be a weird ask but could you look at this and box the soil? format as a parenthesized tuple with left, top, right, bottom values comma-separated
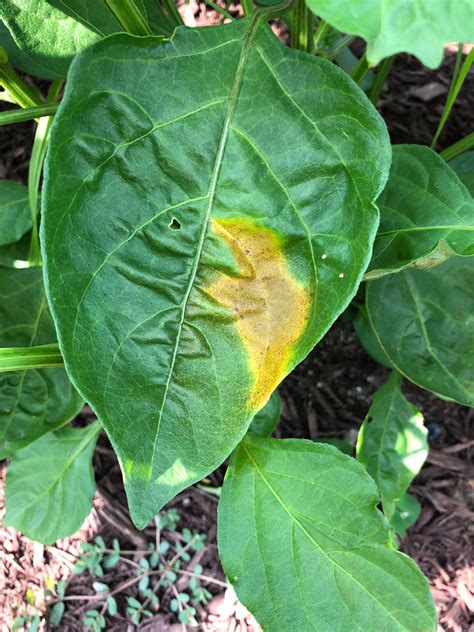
(1, 4, 473, 631)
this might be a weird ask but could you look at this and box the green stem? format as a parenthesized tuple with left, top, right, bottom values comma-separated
(104, 0, 153, 35)
(202, 0, 234, 21)
(351, 52, 369, 85)
(313, 19, 330, 53)
(323, 34, 355, 60)
(0, 103, 58, 126)
(368, 55, 394, 104)
(440, 132, 474, 162)
(162, 0, 184, 27)
(28, 81, 63, 266)
(291, 0, 313, 53)
(431, 47, 474, 149)
(241, 0, 254, 17)
(0, 343, 63, 372)
(0, 46, 43, 108)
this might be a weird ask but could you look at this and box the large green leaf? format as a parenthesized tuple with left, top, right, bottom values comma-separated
(42, 17, 390, 528)
(0, 0, 174, 79)
(4, 422, 100, 544)
(0, 267, 83, 458)
(366, 257, 474, 406)
(306, 0, 474, 68)
(218, 436, 436, 631)
(450, 151, 474, 196)
(357, 371, 428, 520)
(0, 180, 31, 246)
(366, 145, 474, 280)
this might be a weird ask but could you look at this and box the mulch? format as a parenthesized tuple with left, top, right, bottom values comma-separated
(0, 4, 473, 631)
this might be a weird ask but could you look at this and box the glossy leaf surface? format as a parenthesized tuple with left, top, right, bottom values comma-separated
(43, 18, 389, 528)
(357, 372, 428, 519)
(0, 267, 83, 458)
(450, 151, 474, 196)
(247, 389, 281, 437)
(4, 422, 100, 544)
(0, 0, 174, 79)
(218, 436, 436, 631)
(366, 257, 474, 406)
(306, 0, 474, 68)
(367, 145, 474, 279)
(0, 180, 31, 246)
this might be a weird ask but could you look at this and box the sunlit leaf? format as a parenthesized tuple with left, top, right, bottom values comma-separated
(306, 0, 474, 68)
(42, 17, 390, 528)
(357, 371, 428, 519)
(4, 422, 100, 544)
(366, 257, 474, 406)
(0, 267, 83, 458)
(218, 436, 436, 631)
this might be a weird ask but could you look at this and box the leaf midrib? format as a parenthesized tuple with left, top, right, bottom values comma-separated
(242, 443, 411, 630)
(147, 14, 265, 482)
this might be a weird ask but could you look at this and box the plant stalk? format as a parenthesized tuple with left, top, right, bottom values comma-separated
(351, 52, 369, 85)
(0, 103, 58, 126)
(241, 0, 254, 17)
(440, 132, 474, 162)
(0, 45, 43, 109)
(313, 19, 330, 54)
(27, 80, 63, 266)
(162, 0, 185, 27)
(431, 47, 474, 149)
(291, 0, 314, 53)
(0, 343, 64, 372)
(104, 0, 153, 35)
(368, 55, 394, 104)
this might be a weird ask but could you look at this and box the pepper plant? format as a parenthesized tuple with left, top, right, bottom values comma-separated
(1, 0, 473, 629)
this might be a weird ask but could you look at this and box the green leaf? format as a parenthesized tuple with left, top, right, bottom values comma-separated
(0, 2, 98, 79)
(247, 389, 281, 437)
(0, 0, 174, 79)
(356, 372, 428, 519)
(366, 145, 474, 280)
(4, 422, 100, 544)
(218, 436, 436, 631)
(0, 267, 83, 458)
(306, 0, 474, 68)
(107, 595, 118, 616)
(354, 307, 392, 368)
(0, 180, 31, 246)
(49, 602, 65, 627)
(42, 17, 390, 528)
(450, 151, 474, 196)
(390, 493, 421, 538)
(366, 257, 474, 406)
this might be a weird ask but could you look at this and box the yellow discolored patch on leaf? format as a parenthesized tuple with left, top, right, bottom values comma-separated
(207, 218, 310, 411)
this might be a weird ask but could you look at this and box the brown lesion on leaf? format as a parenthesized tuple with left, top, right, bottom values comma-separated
(207, 218, 310, 411)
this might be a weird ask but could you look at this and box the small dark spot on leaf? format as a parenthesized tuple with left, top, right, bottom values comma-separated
(169, 218, 181, 230)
